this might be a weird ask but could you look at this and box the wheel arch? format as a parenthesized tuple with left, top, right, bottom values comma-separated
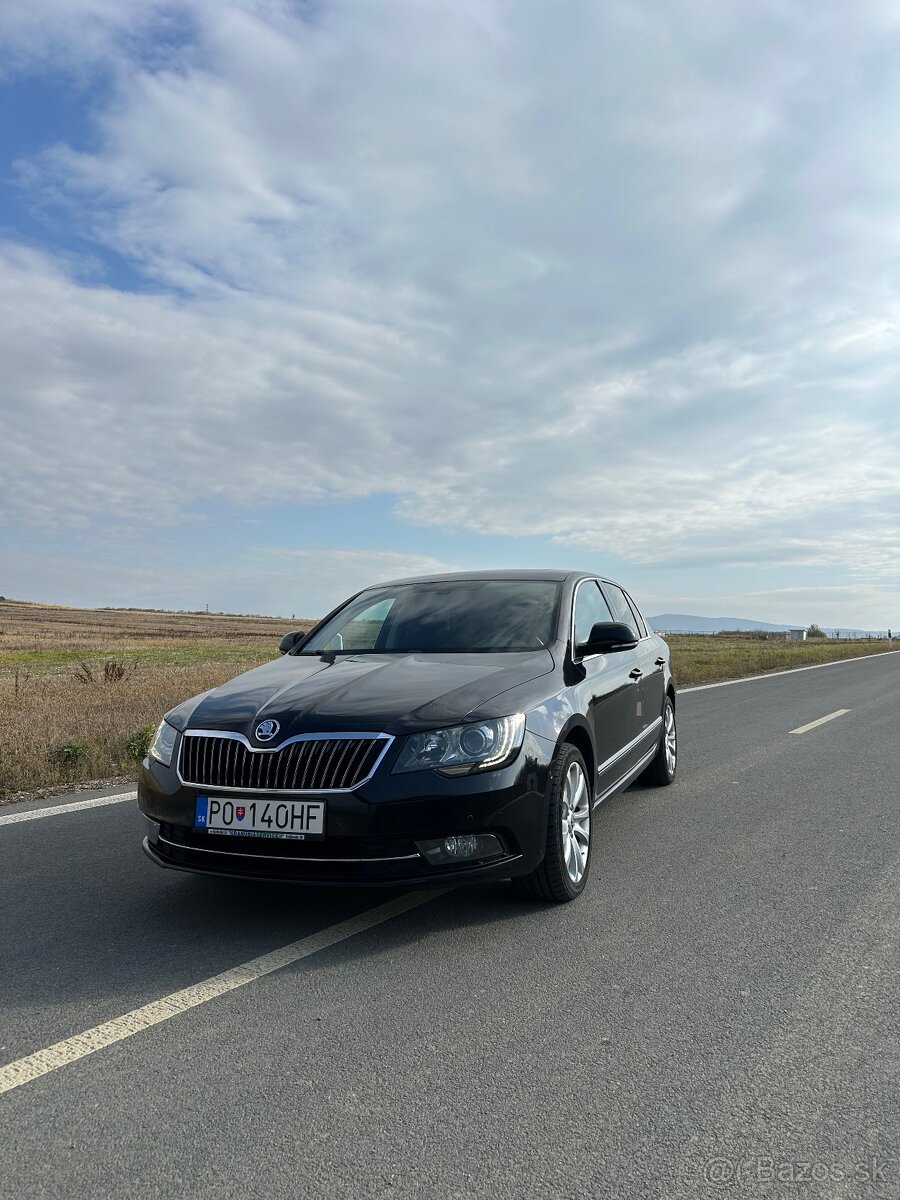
(559, 721, 595, 795)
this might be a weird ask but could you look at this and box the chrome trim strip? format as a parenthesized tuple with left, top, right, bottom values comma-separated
(592, 745, 657, 809)
(157, 832, 420, 864)
(569, 577, 605, 663)
(176, 729, 394, 794)
(595, 716, 662, 778)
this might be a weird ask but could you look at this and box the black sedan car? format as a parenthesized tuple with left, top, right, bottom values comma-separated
(139, 570, 676, 903)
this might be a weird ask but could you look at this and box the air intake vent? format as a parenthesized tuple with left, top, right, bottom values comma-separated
(179, 733, 389, 792)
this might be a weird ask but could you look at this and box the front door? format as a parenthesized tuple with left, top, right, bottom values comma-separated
(571, 579, 643, 797)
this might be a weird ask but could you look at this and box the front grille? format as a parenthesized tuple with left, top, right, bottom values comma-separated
(179, 733, 389, 792)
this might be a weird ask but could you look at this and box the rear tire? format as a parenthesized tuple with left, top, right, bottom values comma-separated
(517, 743, 592, 903)
(643, 695, 677, 786)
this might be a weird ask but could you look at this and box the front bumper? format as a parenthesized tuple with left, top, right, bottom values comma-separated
(138, 731, 553, 887)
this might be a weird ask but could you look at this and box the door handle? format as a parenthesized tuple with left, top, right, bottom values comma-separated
(655, 657, 665, 667)
(629, 668, 643, 680)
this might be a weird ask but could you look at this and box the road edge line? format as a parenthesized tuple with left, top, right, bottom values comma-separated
(0, 791, 137, 827)
(0, 889, 450, 1097)
(679, 649, 899, 693)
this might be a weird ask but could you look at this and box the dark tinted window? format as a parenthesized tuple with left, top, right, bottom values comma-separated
(573, 580, 614, 647)
(302, 580, 561, 653)
(601, 583, 640, 637)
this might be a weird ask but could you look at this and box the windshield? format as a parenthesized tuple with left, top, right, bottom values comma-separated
(299, 580, 561, 654)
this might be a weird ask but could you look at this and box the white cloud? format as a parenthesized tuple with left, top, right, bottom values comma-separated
(0, 543, 455, 617)
(2, 0, 900, 616)
(0, 0, 187, 78)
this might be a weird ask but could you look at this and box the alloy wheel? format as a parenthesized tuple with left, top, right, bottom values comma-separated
(560, 760, 590, 884)
(664, 703, 677, 775)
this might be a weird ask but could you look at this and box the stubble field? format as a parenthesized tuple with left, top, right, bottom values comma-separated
(0, 597, 892, 800)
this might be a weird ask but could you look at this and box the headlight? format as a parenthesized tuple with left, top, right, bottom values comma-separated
(148, 719, 178, 768)
(393, 714, 525, 776)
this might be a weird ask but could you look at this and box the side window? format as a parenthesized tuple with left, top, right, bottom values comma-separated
(573, 580, 614, 648)
(623, 591, 647, 638)
(601, 583, 640, 637)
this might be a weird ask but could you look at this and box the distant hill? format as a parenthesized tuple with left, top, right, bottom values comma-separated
(649, 613, 793, 633)
(648, 613, 883, 638)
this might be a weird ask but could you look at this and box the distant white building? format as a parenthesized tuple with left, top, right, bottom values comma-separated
(786, 628, 807, 641)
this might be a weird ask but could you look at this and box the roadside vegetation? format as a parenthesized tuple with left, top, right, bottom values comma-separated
(0, 599, 313, 801)
(0, 598, 893, 801)
(661, 630, 892, 685)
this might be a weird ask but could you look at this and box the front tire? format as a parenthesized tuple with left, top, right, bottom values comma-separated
(517, 743, 592, 903)
(643, 695, 677, 786)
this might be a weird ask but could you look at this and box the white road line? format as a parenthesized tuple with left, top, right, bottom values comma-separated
(790, 708, 850, 736)
(680, 649, 899, 692)
(0, 889, 448, 1097)
(0, 791, 137, 827)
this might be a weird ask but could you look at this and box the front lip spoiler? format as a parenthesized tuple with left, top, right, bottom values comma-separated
(157, 829, 421, 864)
(142, 836, 522, 888)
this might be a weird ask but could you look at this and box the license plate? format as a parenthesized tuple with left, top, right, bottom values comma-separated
(194, 796, 325, 840)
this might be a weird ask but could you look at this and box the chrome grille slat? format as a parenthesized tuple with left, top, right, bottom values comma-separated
(342, 741, 369, 788)
(300, 743, 316, 789)
(283, 742, 301, 789)
(179, 732, 390, 792)
(330, 740, 350, 789)
(336, 740, 358, 789)
(360, 742, 381, 779)
(313, 740, 337, 790)
(338, 740, 363, 789)
(299, 743, 316, 791)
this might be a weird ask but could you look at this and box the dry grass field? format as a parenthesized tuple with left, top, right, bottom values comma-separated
(0, 597, 893, 801)
(0, 598, 313, 800)
(662, 632, 892, 685)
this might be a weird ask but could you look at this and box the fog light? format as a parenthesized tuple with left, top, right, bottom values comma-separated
(415, 834, 504, 865)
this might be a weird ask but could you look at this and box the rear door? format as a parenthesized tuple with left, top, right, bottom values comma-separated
(600, 582, 664, 742)
(624, 588, 666, 729)
(571, 579, 643, 797)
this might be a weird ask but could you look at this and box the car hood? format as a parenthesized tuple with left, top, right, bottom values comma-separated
(168, 649, 556, 737)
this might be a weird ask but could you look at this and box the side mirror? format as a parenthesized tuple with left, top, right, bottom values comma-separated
(577, 621, 638, 657)
(279, 630, 306, 655)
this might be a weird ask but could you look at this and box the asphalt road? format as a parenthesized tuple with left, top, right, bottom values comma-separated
(1, 653, 898, 1200)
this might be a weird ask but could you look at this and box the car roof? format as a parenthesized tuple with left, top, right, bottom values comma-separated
(370, 569, 596, 588)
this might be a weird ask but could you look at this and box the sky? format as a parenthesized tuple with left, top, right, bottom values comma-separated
(1, 0, 899, 627)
